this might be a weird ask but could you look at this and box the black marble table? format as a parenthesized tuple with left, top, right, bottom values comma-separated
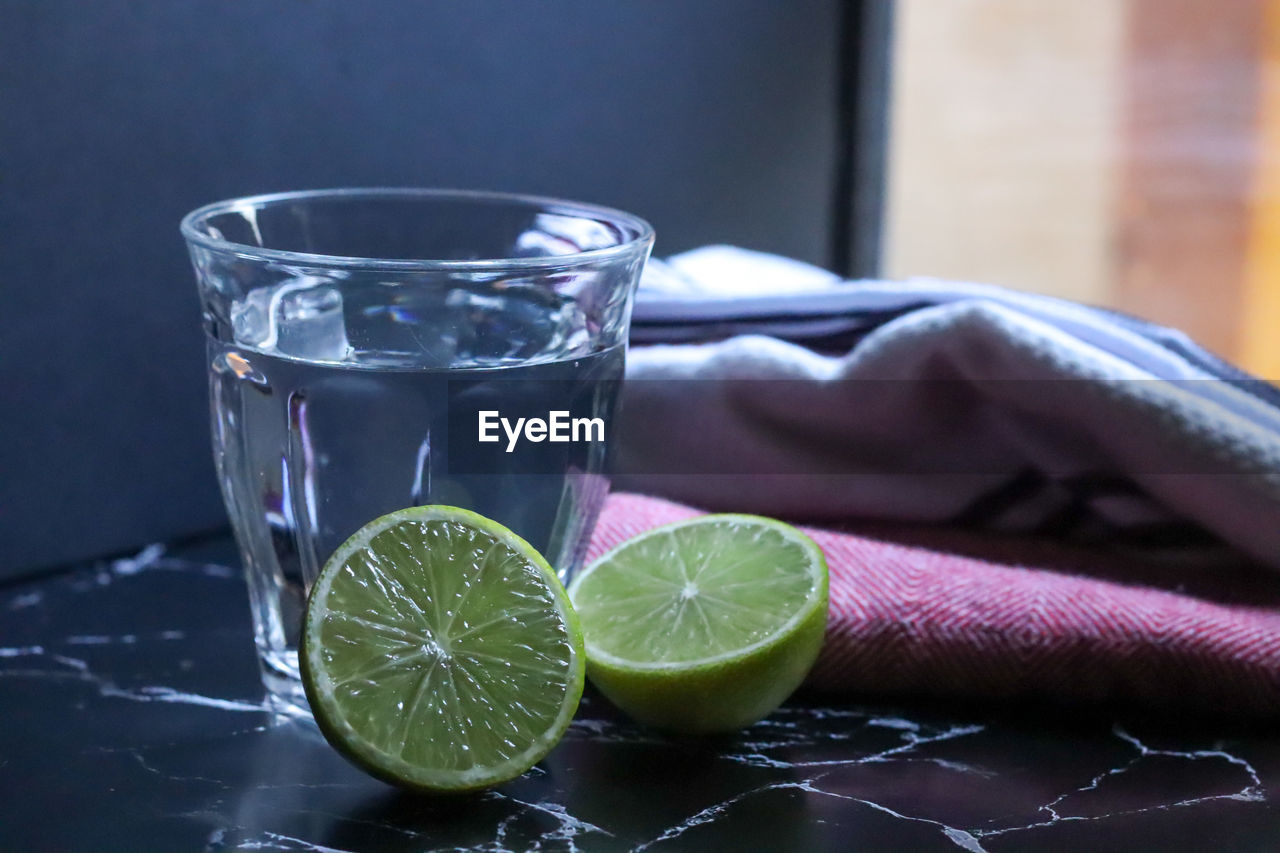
(4, 538, 1280, 852)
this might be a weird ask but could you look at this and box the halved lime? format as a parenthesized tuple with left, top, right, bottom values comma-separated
(568, 514, 828, 733)
(301, 506, 585, 793)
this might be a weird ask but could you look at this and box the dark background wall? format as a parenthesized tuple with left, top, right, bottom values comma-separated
(1, 0, 851, 576)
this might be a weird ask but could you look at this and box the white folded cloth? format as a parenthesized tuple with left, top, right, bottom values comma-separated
(617, 246, 1280, 569)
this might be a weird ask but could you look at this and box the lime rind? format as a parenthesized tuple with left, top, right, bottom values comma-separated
(302, 505, 585, 793)
(568, 513, 829, 733)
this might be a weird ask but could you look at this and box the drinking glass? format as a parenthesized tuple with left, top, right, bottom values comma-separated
(182, 189, 653, 711)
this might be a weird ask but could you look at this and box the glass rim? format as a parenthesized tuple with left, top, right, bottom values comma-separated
(180, 187, 655, 272)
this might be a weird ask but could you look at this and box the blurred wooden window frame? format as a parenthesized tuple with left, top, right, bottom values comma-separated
(882, 0, 1280, 377)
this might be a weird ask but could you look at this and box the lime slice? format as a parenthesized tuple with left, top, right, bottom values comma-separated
(568, 514, 828, 733)
(301, 506, 585, 793)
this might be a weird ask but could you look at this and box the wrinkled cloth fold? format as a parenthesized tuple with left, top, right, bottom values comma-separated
(597, 246, 1280, 713)
(617, 246, 1280, 571)
(588, 492, 1280, 715)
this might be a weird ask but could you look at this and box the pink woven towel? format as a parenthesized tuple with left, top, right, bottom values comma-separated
(587, 493, 1280, 715)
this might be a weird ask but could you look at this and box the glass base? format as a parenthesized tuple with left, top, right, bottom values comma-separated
(260, 648, 312, 719)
